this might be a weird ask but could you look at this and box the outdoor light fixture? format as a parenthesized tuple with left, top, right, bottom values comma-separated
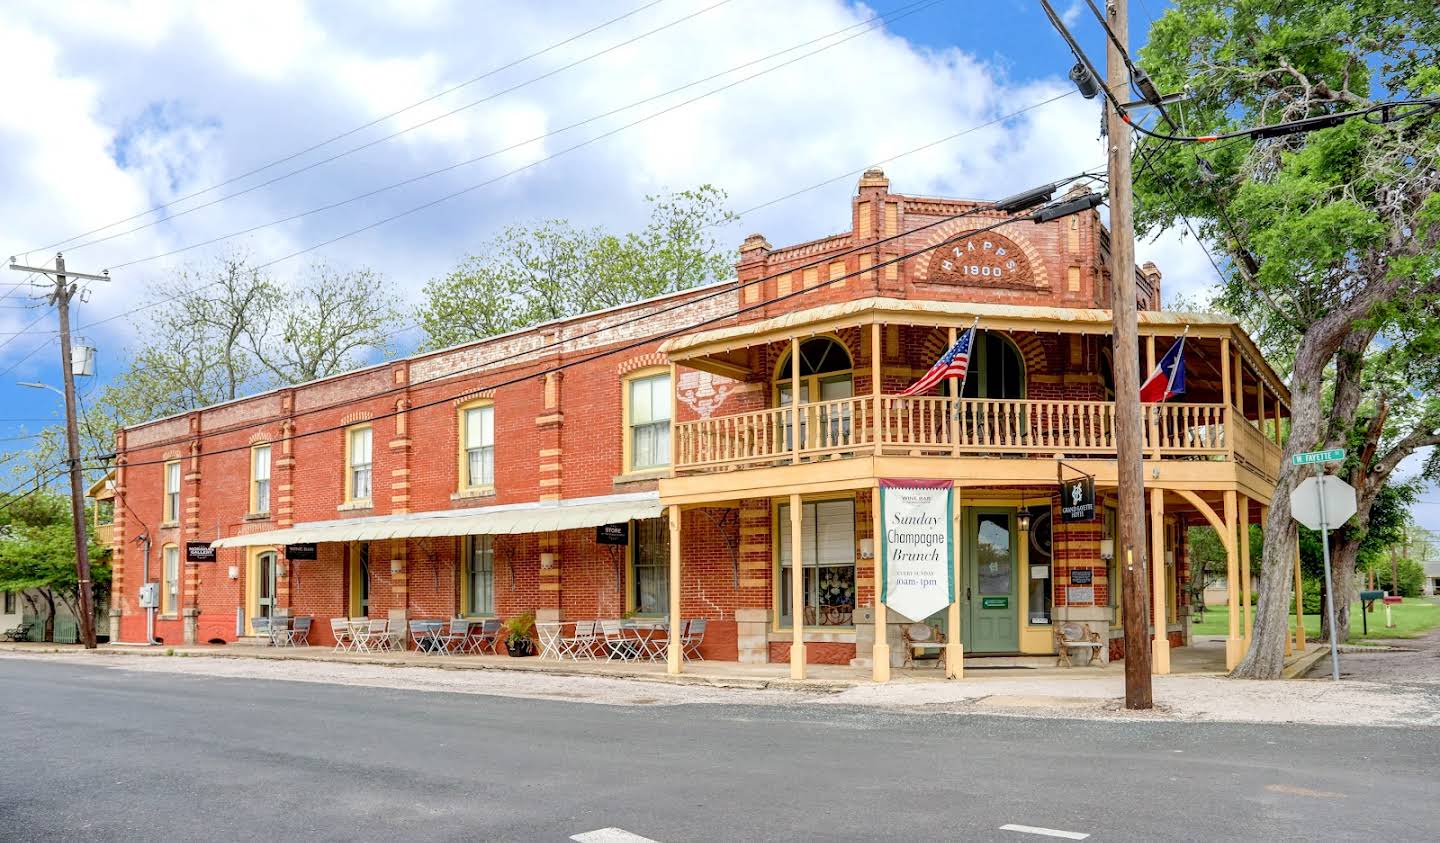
(1018, 496, 1031, 533)
(1068, 61, 1102, 99)
(228, 565, 239, 580)
(859, 538, 874, 559)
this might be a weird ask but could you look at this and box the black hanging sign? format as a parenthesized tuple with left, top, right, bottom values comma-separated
(185, 542, 217, 563)
(285, 543, 319, 561)
(1060, 476, 1096, 522)
(595, 523, 629, 545)
(1070, 568, 1094, 585)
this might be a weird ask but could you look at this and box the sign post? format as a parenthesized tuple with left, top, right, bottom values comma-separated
(1289, 449, 1355, 681)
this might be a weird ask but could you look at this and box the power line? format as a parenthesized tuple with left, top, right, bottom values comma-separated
(79, 0, 947, 332)
(96, 187, 1100, 471)
(14, 0, 675, 256)
(94, 0, 943, 279)
(55, 0, 742, 256)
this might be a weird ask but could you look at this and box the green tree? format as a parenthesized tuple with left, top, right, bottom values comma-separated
(0, 491, 109, 642)
(417, 186, 737, 349)
(1135, 0, 1440, 677)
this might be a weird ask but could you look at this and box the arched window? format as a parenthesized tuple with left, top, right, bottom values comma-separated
(777, 336, 852, 381)
(776, 336, 854, 450)
(961, 332, 1026, 399)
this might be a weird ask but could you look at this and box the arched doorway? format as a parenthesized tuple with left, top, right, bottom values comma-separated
(961, 331, 1026, 399)
(775, 337, 853, 448)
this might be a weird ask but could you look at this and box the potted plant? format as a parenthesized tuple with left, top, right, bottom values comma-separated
(502, 612, 536, 657)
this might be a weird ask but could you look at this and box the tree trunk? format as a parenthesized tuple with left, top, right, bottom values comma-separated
(39, 588, 56, 643)
(1323, 535, 1361, 644)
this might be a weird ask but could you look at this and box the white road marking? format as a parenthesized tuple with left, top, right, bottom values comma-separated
(570, 828, 661, 843)
(999, 823, 1091, 840)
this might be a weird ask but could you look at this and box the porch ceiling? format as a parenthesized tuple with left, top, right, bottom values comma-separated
(659, 297, 1290, 405)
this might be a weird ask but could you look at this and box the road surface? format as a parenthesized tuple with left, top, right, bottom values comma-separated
(1, 658, 1435, 841)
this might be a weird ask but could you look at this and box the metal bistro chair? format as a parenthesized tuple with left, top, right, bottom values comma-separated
(562, 620, 600, 661)
(354, 619, 388, 653)
(330, 618, 354, 653)
(682, 618, 707, 661)
(599, 620, 636, 662)
(251, 616, 273, 646)
(284, 616, 313, 647)
(462, 618, 502, 654)
(409, 620, 442, 654)
(535, 621, 565, 660)
(436, 618, 473, 655)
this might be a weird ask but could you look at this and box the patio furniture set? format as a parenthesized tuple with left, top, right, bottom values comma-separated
(251, 616, 314, 647)
(533, 618, 706, 662)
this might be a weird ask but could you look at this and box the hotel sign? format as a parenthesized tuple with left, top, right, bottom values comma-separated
(879, 479, 954, 622)
(1060, 476, 1096, 522)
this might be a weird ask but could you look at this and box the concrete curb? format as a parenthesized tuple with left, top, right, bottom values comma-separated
(1281, 645, 1330, 679)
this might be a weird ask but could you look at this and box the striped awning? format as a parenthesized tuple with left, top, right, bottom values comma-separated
(210, 492, 661, 548)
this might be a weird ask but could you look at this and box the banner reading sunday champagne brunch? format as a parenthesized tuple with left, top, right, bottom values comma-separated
(880, 479, 953, 621)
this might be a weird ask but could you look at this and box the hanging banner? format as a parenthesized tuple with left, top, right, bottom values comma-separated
(879, 479, 954, 621)
(1060, 475, 1096, 522)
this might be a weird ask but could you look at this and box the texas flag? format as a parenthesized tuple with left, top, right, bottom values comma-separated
(1139, 336, 1187, 403)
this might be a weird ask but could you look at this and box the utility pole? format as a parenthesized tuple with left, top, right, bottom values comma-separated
(8, 253, 109, 650)
(1104, 0, 1153, 708)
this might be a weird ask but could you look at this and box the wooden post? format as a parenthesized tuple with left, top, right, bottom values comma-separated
(871, 483, 890, 682)
(1240, 496, 1253, 645)
(1234, 347, 1245, 421)
(667, 504, 683, 674)
(789, 493, 806, 679)
(790, 337, 802, 463)
(1223, 490, 1242, 670)
(1220, 337, 1233, 462)
(1150, 487, 1169, 674)
(946, 488, 962, 679)
(949, 326, 959, 457)
(1293, 541, 1307, 651)
(1105, 0, 1153, 709)
(1273, 397, 1283, 446)
(871, 323, 883, 457)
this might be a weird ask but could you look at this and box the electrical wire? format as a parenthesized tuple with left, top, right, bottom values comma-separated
(94, 194, 1103, 471)
(93, 165, 1103, 460)
(13, 0, 676, 256)
(91, 0, 945, 280)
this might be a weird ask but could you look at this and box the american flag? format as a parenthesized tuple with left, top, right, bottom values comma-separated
(900, 322, 977, 396)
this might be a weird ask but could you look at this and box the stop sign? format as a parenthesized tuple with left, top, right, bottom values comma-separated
(1290, 475, 1357, 531)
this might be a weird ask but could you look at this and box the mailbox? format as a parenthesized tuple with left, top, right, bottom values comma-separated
(1382, 595, 1403, 605)
(1360, 589, 1384, 602)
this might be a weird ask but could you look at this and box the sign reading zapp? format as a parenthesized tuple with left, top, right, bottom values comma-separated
(880, 479, 953, 621)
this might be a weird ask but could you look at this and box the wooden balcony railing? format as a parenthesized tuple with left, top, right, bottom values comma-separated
(674, 396, 1281, 479)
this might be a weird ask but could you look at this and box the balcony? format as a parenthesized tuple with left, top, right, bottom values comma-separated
(673, 396, 1281, 481)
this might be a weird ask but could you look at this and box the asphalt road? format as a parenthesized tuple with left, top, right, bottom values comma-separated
(2, 658, 1436, 842)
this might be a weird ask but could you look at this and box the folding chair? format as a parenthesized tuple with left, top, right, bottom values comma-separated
(330, 618, 353, 653)
(409, 620, 439, 653)
(599, 620, 635, 662)
(464, 618, 503, 654)
(252, 617, 272, 646)
(563, 620, 599, 661)
(436, 618, 473, 655)
(285, 617, 312, 647)
(682, 618, 707, 661)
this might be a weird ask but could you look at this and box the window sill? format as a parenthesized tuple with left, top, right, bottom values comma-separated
(244, 512, 272, 522)
(337, 500, 373, 513)
(614, 467, 671, 484)
(451, 487, 496, 502)
(159, 521, 179, 529)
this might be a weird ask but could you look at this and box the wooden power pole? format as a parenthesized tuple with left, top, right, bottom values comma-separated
(1104, 0, 1154, 708)
(8, 253, 109, 650)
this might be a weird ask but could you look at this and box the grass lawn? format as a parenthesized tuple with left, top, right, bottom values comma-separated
(1190, 598, 1440, 643)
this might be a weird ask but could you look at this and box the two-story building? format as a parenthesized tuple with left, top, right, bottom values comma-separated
(109, 169, 1291, 679)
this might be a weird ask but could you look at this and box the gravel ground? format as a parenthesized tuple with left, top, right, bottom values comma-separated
(6, 649, 1439, 728)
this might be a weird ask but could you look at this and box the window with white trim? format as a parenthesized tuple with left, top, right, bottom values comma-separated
(164, 461, 180, 523)
(161, 544, 179, 616)
(778, 499, 856, 627)
(348, 426, 372, 501)
(252, 445, 271, 514)
(631, 518, 669, 615)
(463, 405, 495, 489)
(628, 373, 671, 471)
(465, 536, 495, 615)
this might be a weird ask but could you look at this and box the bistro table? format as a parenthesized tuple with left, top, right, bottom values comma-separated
(535, 621, 566, 660)
(410, 620, 446, 653)
(622, 619, 668, 661)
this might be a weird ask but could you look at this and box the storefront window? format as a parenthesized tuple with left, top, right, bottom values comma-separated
(778, 499, 856, 627)
(466, 536, 494, 615)
(632, 518, 669, 614)
(1027, 505, 1053, 624)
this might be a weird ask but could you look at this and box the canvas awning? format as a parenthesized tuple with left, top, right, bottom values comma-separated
(210, 492, 661, 548)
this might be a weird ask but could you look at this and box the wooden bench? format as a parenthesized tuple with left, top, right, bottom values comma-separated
(902, 622, 947, 670)
(1054, 622, 1103, 667)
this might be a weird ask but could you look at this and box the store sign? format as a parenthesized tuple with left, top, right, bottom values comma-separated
(1070, 568, 1093, 585)
(924, 231, 1032, 287)
(595, 523, 629, 545)
(879, 479, 953, 621)
(285, 543, 318, 561)
(1060, 476, 1096, 522)
(185, 542, 216, 563)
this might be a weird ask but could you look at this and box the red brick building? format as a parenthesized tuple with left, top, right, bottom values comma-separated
(109, 169, 1291, 678)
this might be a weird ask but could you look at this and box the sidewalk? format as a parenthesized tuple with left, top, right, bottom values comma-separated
(5, 638, 1433, 727)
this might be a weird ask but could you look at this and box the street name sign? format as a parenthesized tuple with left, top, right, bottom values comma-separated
(1290, 475, 1357, 531)
(1291, 448, 1345, 466)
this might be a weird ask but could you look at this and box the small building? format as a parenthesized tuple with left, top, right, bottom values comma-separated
(108, 170, 1288, 675)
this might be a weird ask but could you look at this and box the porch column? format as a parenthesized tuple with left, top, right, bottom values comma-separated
(1293, 541, 1306, 651)
(1146, 335, 1160, 459)
(790, 337, 801, 462)
(871, 323, 883, 457)
(1150, 487, 1170, 674)
(945, 487, 962, 679)
(1220, 338, 1234, 462)
(871, 485, 890, 682)
(667, 504, 682, 675)
(1223, 490, 1242, 670)
(789, 493, 806, 679)
(1239, 496, 1253, 645)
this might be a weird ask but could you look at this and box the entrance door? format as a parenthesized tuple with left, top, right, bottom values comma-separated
(964, 508, 1019, 652)
(257, 551, 277, 619)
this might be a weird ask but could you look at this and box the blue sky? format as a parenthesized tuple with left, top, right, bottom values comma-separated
(5, 0, 1432, 526)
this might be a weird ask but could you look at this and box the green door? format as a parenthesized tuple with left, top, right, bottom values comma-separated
(964, 508, 1019, 653)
